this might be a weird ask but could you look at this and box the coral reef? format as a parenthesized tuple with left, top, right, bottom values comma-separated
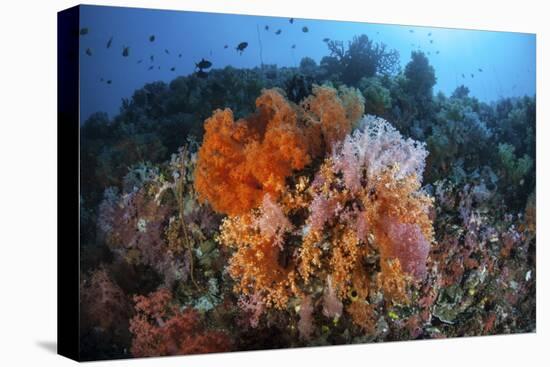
(79, 36, 535, 359)
(213, 111, 433, 328)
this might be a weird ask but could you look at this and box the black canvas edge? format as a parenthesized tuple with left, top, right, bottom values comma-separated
(57, 4, 81, 362)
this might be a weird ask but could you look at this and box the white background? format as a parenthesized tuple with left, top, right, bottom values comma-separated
(0, 0, 547, 365)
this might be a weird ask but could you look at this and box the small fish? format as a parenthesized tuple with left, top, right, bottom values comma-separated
(302, 26, 309, 33)
(195, 58, 212, 69)
(289, 18, 294, 24)
(150, 54, 154, 62)
(430, 39, 433, 44)
(323, 38, 330, 42)
(436, 50, 440, 54)
(85, 48, 92, 56)
(224, 44, 228, 49)
(149, 35, 155, 42)
(79, 27, 89, 36)
(137, 59, 143, 64)
(291, 44, 296, 49)
(178, 53, 182, 58)
(409, 29, 414, 33)
(275, 29, 282, 35)
(478, 68, 483, 72)
(197, 70, 208, 79)
(106, 80, 112, 84)
(100, 77, 104, 82)
(106, 36, 113, 48)
(471, 73, 474, 78)
(170, 67, 175, 71)
(164, 49, 170, 55)
(122, 46, 129, 57)
(462, 73, 465, 78)
(428, 32, 432, 36)
(236, 42, 248, 54)
(158, 66, 161, 70)
(148, 65, 154, 70)
(265, 25, 269, 31)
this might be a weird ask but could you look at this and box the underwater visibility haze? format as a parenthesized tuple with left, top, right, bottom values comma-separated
(78, 5, 536, 361)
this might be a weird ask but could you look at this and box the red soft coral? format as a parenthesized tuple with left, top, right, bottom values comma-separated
(129, 289, 232, 357)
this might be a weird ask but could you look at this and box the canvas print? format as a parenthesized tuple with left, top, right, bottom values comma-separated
(71, 4, 536, 361)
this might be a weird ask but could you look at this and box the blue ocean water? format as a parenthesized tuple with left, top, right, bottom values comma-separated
(79, 5, 535, 123)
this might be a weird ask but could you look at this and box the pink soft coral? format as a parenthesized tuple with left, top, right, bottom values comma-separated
(255, 194, 293, 249)
(381, 216, 430, 280)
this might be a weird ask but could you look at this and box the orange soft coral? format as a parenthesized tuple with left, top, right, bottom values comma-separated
(301, 85, 365, 154)
(218, 214, 297, 308)
(195, 89, 311, 216)
(195, 86, 364, 216)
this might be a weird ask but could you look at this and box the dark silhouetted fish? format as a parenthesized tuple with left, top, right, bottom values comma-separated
(265, 25, 269, 31)
(323, 38, 330, 42)
(430, 39, 433, 44)
(137, 59, 143, 64)
(195, 58, 212, 69)
(178, 53, 182, 58)
(197, 70, 208, 78)
(478, 68, 483, 72)
(106, 80, 112, 84)
(100, 77, 104, 82)
(275, 29, 282, 35)
(302, 26, 309, 33)
(290, 18, 294, 24)
(471, 73, 474, 78)
(79, 27, 89, 36)
(291, 44, 296, 49)
(106, 36, 113, 48)
(148, 65, 154, 70)
(122, 46, 129, 57)
(149, 35, 155, 42)
(236, 42, 248, 54)
(428, 32, 432, 36)
(224, 44, 228, 49)
(409, 29, 414, 33)
(170, 67, 176, 71)
(158, 66, 161, 70)
(164, 49, 170, 55)
(150, 54, 154, 62)
(462, 73, 465, 78)
(85, 48, 92, 56)
(436, 50, 440, 54)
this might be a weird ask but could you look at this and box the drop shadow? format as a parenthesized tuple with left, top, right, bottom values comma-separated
(36, 340, 57, 354)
